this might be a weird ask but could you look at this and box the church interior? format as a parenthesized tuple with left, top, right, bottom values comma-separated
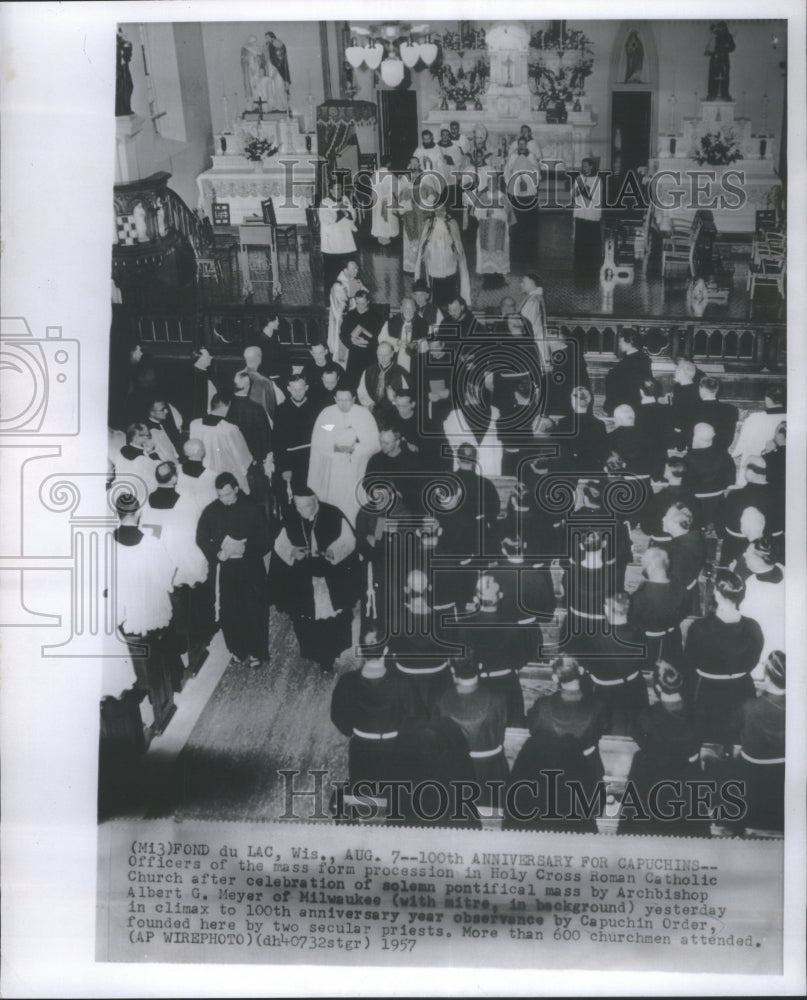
(103, 18, 788, 835)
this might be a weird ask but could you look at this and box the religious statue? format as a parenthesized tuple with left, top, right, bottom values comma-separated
(623, 29, 644, 84)
(115, 27, 134, 117)
(262, 32, 291, 111)
(705, 21, 735, 101)
(241, 36, 263, 104)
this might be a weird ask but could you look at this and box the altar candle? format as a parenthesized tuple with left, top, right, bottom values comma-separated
(222, 95, 230, 133)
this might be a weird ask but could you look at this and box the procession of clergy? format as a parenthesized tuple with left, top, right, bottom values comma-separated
(107, 124, 786, 832)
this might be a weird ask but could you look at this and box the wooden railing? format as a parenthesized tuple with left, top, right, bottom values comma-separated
(546, 316, 785, 371)
(121, 303, 785, 373)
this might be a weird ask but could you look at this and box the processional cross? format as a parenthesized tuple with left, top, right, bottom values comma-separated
(252, 97, 266, 120)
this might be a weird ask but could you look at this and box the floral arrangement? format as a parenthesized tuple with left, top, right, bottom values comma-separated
(243, 137, 279, 162)
(431, 57, 489, 108)
(439, 25, 486, 52)
(528, 26, 594, 110)
(691, 129, 743, 166)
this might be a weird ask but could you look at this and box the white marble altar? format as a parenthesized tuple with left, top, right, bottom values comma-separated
(423, 21, 596, 170)
(650, 101, 781, 234)
(198, 112, 320, 225)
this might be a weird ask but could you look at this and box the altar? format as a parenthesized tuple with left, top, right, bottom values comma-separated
(423, 21, 596, 171)
(650, 101, 782, 234)
(197, 112, 322, 226)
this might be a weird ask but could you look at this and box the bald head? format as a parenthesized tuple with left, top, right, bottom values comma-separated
(406, 569, 429, 596)
(613, 404, 635, 427)
(642, 545, 670, 580)
(243, 346, 262, 370)
(183, 438, 206, 462)
(692, 422, 715, 448)
(740, 506, 766, 541)
(476, 574, 502, 607)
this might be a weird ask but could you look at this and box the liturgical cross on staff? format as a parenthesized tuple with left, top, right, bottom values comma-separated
(252, 97, 267, 120)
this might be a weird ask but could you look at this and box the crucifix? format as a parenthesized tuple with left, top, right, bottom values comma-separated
(252, 97, 266, 120)
(503, 54, 514, 88)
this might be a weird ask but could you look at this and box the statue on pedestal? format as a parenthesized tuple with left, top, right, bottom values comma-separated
(705, 21, 735, 101)
(116, 27, 134, 117)
(623, 29, 644, 84)
(241, 36, 263, 104)
(263, 32, 291, 111)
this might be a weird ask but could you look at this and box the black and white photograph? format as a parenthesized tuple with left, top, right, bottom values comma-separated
(2, 2, 805, 996)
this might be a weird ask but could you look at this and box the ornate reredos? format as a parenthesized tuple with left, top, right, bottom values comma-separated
(485, 21, 530, 51)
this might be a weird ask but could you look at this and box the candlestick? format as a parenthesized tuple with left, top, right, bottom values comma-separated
(222, 95, 231, 133)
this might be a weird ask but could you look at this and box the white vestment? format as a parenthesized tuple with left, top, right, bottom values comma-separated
(113, 450, 158, 498)
(143, 493, 209, 588)
(443, 408, 502, 478)
(177, 466, 219, 511)
(740, 569, 785, 670)
(319, 197, 357, 255)
(188, 418, 252, 494)
(113, 532, 176, 636)
(371, 169, 400, 240)
(307, 403, 380, 524)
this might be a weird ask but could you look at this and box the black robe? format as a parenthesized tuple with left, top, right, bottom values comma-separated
(603, 349, 653, 416)
(226, 395, 272, 463)
(196, 494, 270, 660)
(685, 614, 764, 746)
(331, 668, 414, 788)
(563, 623, 648, 736)
(273, 396, 318, 487)
(340, 307, 386, 390)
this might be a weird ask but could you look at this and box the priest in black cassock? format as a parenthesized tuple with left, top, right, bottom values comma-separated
(270, 486, 361, 674)
(196, 472, 271, 669)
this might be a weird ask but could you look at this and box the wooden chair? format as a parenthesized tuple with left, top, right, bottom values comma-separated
(661, 218, 693, 276)
(275, 224, 299, 269)
(748, 253, 785, 299)
(305, 205, 321, 253)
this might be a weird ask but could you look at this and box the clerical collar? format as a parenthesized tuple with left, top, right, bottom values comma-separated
(149, 486, 179, 509)
(291, 397, 309, 407)
(182, 460, 205, 478)
(756, 566, 783, 584)
(438, 139, 453, 148)
(202, 414, 223, 425)
(114, 526, 144, 546)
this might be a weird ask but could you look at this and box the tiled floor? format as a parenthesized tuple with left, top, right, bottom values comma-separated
(217, 212, 783, 323)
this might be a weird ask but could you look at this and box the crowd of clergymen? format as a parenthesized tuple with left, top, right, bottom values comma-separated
(107, 279, 786, 832)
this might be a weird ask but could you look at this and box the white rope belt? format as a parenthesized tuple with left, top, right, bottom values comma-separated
(725, 527, 745, 537)
(570, 607, 606, 620)
(695, 489, 724, 498)
(480, 668, 515, 678)
(645, 627, 677, 637)
(696, 669, 748, 680)
(740, 749, 785, 765)
(286, 443, 311, 452)
(591, 671, 640, 686)
(582, 745, 597, 756)
(395, 660, 449, 675)
(688, 752, 700, 764)
(352, 728, 398, 740)
(650, 534, 671, 542)
(686, 578, 698, 590)
(469, 744, 503, 758)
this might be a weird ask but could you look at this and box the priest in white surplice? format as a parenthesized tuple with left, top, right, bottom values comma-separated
(308, 385, 380, 525)
(414, 204, 471, 307)
(443, 384, 503, 479)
